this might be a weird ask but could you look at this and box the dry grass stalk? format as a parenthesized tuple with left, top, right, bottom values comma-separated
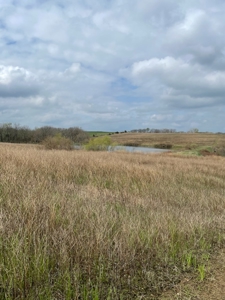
(0, 143, 225, 299)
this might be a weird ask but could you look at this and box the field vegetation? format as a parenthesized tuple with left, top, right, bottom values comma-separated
(111, 132, 225, 155)
(85, 136, 114, 151)
(0, 143, 225, 299)
(42, 133, 74, 150)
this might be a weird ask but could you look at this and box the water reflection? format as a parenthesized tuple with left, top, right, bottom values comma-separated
(108, 146, 170, 153)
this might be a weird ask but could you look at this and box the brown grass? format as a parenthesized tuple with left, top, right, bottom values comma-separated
(111, 132, 225, 151)
(0, 143, 225, 299)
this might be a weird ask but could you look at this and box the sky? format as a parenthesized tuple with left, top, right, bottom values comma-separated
(0, 0, 225, 132)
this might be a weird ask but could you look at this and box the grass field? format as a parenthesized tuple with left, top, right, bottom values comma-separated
(110, 132, 225, 154)
(1, 142, 225, 299)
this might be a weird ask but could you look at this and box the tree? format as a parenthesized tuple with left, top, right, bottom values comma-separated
(189, 128, 199, 133)
(0, 123, 12, 142)
(63, 127, 89, 143)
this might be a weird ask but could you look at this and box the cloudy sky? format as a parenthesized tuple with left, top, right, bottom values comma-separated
(0, 0, 225, 132)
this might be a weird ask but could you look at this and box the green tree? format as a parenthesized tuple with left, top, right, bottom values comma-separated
(85, 136, 113, 151)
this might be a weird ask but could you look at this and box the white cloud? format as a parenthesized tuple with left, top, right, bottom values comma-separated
(65, 63, 81, 74)
(0, 65, 39, 97)
(0, 0, 225, 131)
(0, 65, 30, 85)
(137, 0, 182, 27)
(150, 114, 172, 121)
(129, 57, 225, 107)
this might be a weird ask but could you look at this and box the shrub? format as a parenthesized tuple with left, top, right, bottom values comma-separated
(215, 146, 225, 156)
(85, 136, 113, 151)
(154, 143, 173, 149)
(42, 133, 74, 150)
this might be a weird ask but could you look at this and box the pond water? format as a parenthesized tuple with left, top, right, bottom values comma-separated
(74, 145, 171, 153)
(108, 145, 170, 153)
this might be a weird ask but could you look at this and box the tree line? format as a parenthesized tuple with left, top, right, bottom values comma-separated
(130, 128, 202, 133)
(0, 123, 89, 144)
(130, 128, 177, 133)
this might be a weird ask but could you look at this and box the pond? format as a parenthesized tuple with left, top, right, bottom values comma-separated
(74, 145, 171, 153)
(108, 145, 171, 154)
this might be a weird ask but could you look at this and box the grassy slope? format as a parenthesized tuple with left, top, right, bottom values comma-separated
(110, 132, 225, 153)
(1, 143, 225, 299)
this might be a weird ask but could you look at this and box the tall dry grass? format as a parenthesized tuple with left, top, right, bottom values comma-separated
(0, 143, 225, 299)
